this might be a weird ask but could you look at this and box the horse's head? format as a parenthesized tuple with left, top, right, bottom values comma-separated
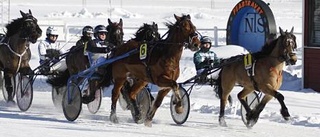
(134, 22, 161, 42)
(106, 18, 124, 47)
(174, 14, 201, 51)
(19, 9, 42, 43)
(279, 27, 298, 65)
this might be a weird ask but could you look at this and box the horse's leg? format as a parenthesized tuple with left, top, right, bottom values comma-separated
(260, 84, 291, 120)
(218, 74, 235, 127)
(158, 79, 182, 113)
(126, 80, 147, 124)
(247, 94, 273, 123)
(4, 70, 14, 102)
(237, 88, 254, 115)
(273, 91, 291, 120)
(109, 77, 126, 123)
(144, 88, 171, 127)
(82, 80, 99, 104)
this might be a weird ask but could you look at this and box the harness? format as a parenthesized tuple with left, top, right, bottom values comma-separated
(1, 38, 29, 73)
(244, 54, 260, 92)
(139, 41, 156, 83)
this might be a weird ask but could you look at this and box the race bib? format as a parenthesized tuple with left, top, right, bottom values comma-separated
(244, 54, 252, 70)
(139, 43, 147, 60)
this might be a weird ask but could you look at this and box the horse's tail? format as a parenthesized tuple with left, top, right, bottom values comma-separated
(46, 69, 70, 87)
(216, 68, 223, 99)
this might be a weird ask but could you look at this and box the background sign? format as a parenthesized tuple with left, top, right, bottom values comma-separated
(226, 0, 276, 53)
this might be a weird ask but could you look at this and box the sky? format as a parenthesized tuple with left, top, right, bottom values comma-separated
(0, 0, 319, 137)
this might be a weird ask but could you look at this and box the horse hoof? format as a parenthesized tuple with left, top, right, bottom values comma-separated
(133, 114, 143, 124)
(283, 116, 291, 121)
(82, 96, 95, 104)
(219, 117, 227, 127)
(246, 119, 257, 128)
(280, 109, 291, 120)
(144, 119, 152, 127)
(109, 113, 119, 124)
(6, 100, 16, 107)
(136, 119, 144, 124)
(175, 102, 184, 114)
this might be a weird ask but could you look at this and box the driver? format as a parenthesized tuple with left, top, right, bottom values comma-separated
(38, 26, 67, 75)
(193, 36, 220, 83)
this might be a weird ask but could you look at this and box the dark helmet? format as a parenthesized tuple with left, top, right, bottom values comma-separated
(200, 36, 211, 44)
(82, 25, 93, 36)
(200, 36, 212, 52)
(94, 25, 107, 34)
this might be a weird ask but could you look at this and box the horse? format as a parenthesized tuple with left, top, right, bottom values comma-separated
(82, 21, 161, 104)
(106, 14, 201, 126)
(216, 27, 297, 127)
(0, 9, 42, 102)
(106, 18, 124, 47)
(47, 19, 125, 105)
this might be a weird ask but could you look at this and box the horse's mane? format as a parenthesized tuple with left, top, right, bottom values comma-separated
(252, 38, 278, 59)
(133, 23, 150, 41)
(5, 17, 24, 37)
(165, 14, 188, 30)
(164, 14, 190, 39)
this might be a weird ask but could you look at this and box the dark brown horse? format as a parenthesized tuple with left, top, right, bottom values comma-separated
(66, 18, 124, 77)
(0, 10, 42, 102)
(217, 27, 297, 127)
(42, 18, 125, 105)
(106, 18, 124, 47)
(107, 14, 201, 126)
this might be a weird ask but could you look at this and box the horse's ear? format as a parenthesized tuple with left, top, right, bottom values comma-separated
(108, 18, 112, 25)
(119, 18, 123, 27)
(20, 10, 27, 18)
(29, 9, 32, 15)
(290, 27, 294, 34)
(174, 14, 181, 21)
(186, 14, 191, 19)
(279, 27, 284, 35)
(154, 22, 158, 29)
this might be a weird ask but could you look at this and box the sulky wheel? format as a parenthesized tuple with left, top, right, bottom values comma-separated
(87, 87, 102, 114)
(241, 91, 260, 128)
(62, 82, 82, 121)
(170, 86, 190, 125)
(16, 73, 33, 112)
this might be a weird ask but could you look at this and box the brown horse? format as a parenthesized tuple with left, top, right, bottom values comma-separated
(107, 14, 201, 126)
(217, 27, 297, 127)
(0, 10, 42, 102)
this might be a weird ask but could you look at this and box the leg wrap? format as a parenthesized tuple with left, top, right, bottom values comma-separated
(274, 92, 284, 101)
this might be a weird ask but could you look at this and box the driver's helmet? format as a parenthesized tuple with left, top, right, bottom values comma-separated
(94, 25, 107, 33)
(200, 36, 212, 52)
(46, 26, 59, 37)
(82, 25, 93, 36)
(200, 36, 212, 45)
(94, 25, 107, 38)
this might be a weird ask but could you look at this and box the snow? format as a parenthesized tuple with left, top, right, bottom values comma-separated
(0, 0, 319, 137)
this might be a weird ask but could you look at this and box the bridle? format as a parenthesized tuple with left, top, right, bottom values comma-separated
(278, 34, 297, 65)
(107, 24, 124, 46)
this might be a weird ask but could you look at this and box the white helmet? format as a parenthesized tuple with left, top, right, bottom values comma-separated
(46, 26, 59, 36)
